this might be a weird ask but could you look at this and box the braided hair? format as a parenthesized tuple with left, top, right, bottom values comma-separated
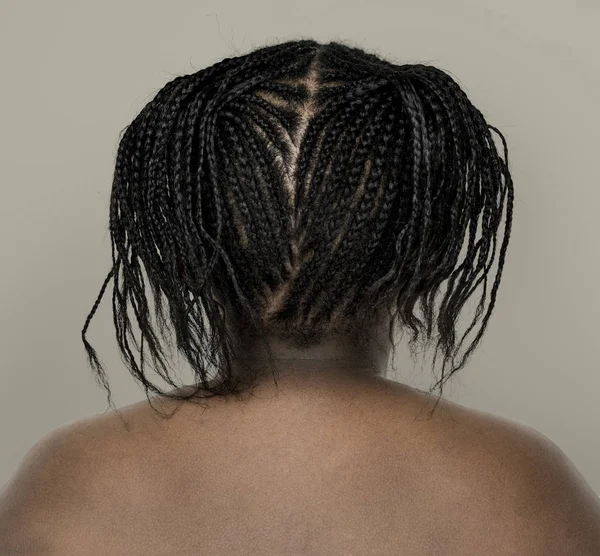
(82, 39, 514, 414)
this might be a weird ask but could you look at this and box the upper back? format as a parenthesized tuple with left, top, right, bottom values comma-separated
(2, 379, 599, 555)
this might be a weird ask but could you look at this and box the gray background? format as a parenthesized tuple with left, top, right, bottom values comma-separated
(1, 0, 598, 494)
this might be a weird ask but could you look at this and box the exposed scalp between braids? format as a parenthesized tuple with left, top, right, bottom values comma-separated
(82, 38, 514, 416)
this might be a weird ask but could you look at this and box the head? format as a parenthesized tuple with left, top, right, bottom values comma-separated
(82, 39, 513, 412)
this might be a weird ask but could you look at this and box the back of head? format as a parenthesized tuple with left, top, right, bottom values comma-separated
(82, 39, 513, 408)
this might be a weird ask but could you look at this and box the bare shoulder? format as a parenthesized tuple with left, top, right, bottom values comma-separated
(0, 402, 166, 554)
(422, 395, 600, 554)
(2, 388, 599, 555)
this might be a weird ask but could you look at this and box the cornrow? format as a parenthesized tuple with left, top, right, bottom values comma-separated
(82, 39, 514, 416)
(283, 90, 390, 319)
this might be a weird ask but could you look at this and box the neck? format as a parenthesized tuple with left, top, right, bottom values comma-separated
(227, 321, 392, 386)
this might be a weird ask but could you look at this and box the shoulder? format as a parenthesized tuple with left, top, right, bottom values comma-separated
(426, 398, 600, 554)
(0, 403, 166, 553)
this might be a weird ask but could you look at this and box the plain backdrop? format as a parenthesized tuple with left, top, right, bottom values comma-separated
(1, 0, 599, 495)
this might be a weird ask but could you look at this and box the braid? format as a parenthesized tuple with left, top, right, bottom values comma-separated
(82, 39, 514, 415)
(281, 88, 390, 321)
(305, 96, 394, 321)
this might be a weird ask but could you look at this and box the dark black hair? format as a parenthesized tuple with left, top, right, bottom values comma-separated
(82, 38, 513, 415)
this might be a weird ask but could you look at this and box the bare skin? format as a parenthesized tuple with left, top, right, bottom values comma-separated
(1, 320, 600, 554)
